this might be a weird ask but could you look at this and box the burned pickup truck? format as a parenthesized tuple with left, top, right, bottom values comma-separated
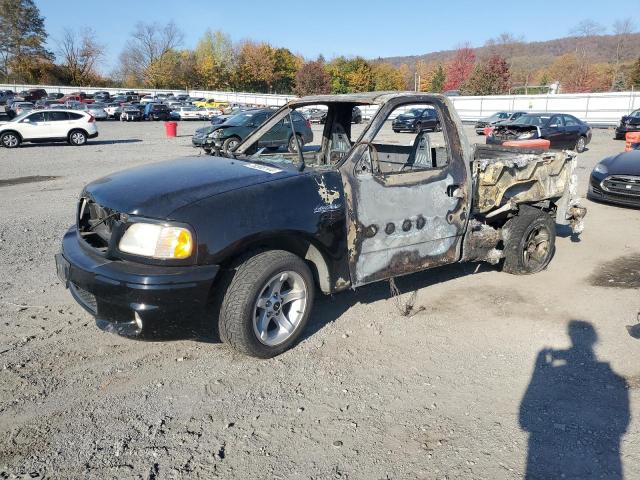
(56, 93, 585, 358)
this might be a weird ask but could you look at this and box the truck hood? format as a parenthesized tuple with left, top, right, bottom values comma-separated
(83, 156, 297, 219)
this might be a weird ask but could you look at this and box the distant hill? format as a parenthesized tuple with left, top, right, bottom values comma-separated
(377, 33, 640, 68)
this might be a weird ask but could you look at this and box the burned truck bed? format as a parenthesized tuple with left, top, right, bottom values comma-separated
(461, 144, 586, 264)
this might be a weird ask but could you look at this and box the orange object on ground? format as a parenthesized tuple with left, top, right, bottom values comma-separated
(502, 139, 551, 150)
(625, 132, 640, 151)
(164, 121, 177, 138)
(483, 126, 494, 136)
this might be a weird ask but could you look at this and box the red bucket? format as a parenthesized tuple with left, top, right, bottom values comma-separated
(164, 121, 177, 138)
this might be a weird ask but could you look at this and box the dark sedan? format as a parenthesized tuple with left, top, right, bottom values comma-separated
(391, 107, 440, 133)
(487, 113, 592, 153)
(615, 109, 640, 140)
(588, 147, 640, 208)
(475, 111, 527, 134)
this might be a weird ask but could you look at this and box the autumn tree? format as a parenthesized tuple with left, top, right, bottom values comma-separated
(548, 53, 597, 93)
(416, 61, 436, 92)
(0, 0, 52, 82)
(272, 48, 301, 93)
(58, 28, 104, 86)
(117, 21, 184, 88)
(443, 46, 475, 91)
(430, 64, 445, 93)
(233, 41, 276, 92)
(294, 60, 331, 96)
(461, 54, 511, 95)
(371, 62, 405, 91)
(194, 30, 235, 90)
(326, 57, 374, 93)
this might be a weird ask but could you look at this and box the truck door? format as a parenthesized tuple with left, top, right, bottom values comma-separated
(340, 99, 471, 287)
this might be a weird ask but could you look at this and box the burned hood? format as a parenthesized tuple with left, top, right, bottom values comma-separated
(83, 156, 298, 219)
(600, 150, 640, 175)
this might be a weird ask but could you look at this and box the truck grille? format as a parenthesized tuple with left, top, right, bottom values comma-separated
(77, 198, 120, 251)
(602, 175, 640, 196)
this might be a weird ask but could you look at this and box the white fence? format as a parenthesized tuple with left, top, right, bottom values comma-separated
(2, 83, 638, 126)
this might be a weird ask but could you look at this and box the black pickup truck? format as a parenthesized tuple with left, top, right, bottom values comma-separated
(56, 93, 586, 357)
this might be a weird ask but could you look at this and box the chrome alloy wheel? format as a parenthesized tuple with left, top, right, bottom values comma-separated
(253, 271, 308, 346)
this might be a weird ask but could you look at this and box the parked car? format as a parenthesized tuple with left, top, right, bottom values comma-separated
(320, 106, 363, 125)
(59, 93, 94, 104)
(0, 90, 15, 105)
(171, 106, 202, 120)
(391, 107, 440, 133)
(303, 107, 327, 123)
(104, 103, 122, 119)
(35, 99, 63, 109)
(588, 148, 640, 208)
(198, 107, 223, 120)
(487, 113, 592, 153)
(143, 103, 171, 121)
(205, 108, 313, 153)
(11, 102, 34, 115)
(475, 111, 519, 134)
(614, 109, 640, 140)
(194, 98, 229, 109)
(46, 92, 64, 100)
(120, 106, 142, 121)
(86, 103, 109, 120)
(140, 95, 155, 104)
(56, 92, 585, 358)
(175, 94, 190, 101)
(0, 109, 98, 148)
(17, 88, 47, 102)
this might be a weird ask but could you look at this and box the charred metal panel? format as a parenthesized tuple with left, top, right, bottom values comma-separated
(473, 148, 578, 213)
(340, 95, 472, 287)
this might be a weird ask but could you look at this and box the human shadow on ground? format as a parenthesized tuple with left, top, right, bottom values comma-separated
(519, 320, 630, 479)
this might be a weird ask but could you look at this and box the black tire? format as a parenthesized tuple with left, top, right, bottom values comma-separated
(502, 208, 556, 275)
(218, 250, 315, 358)
(1, 131, 21, 148)
(68, 129, 87, 146)
(393, 129, 400, 133)
(415, 122, 423, 133)
(575, 135, 587, 153)
(222, 136, 241, 152)
(288, 134, 303, 153)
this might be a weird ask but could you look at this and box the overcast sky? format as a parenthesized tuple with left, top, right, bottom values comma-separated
(37, 0, 635, 73)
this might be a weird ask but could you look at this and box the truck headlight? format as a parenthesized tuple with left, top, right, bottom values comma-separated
(517, 131, 536, 140)
(119, 223, 193, 259)
(593, 163, 608, 175)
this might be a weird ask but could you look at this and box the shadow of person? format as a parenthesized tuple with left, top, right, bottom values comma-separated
(519, 320, 630, 479)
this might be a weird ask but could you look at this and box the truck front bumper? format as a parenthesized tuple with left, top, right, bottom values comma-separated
(56, 228, 219, 337)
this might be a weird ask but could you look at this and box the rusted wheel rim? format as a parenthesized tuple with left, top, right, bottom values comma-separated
(253, 271, 308, 346)
(523, 226, 551, 269)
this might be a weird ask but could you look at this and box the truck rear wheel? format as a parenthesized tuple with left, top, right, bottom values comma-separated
(502, 208, 556, 275)
(218, 250, 315, 358)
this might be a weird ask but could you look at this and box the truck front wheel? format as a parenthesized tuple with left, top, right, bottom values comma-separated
(218, 250, 315, 358)
(502, 209, 556, 275)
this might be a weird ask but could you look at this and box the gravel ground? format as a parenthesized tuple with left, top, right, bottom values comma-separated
(0, 119, 639, 480)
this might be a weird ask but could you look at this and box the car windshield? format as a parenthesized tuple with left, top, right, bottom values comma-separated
(224, 112, 261, 126)
(630, 110, 640, 118)
(181, 106, 196, 111)
(512, 115, 548, 126)
(401, 109, 423, 117)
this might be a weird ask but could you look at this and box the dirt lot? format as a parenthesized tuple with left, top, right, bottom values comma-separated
(0, 119, 639, 479)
